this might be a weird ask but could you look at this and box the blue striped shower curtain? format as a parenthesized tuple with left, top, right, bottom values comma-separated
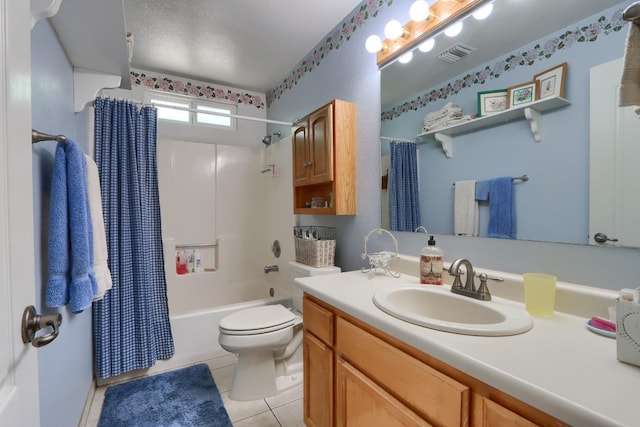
(93, 98, 174, 379)
(389, 141, 421, 232)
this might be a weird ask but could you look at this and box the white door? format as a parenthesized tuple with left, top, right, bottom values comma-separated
(0, 0, 40, 425)
(589, 57, 640, 248)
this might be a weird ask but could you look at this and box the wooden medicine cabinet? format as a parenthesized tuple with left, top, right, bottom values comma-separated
(292, 99, 356, 215)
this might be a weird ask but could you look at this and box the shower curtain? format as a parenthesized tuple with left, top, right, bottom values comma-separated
(93, 98, 174, 379)
(389, 141, 421, 232)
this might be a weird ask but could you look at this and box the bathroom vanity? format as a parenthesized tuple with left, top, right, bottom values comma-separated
(296, 268, 638, 426)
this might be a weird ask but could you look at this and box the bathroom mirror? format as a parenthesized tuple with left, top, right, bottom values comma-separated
(379, 0, 632, 246)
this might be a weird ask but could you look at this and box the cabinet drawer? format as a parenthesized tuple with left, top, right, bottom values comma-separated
(303, 296, 334, 345)
(336, 317, 469, 426)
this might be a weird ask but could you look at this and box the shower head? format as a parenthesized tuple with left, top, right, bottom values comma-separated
(261, 131, 282, 146)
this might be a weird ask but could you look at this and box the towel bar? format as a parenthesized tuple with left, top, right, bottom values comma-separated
(453, 175, 528, 186)
(32, 129, 67, 144)
(623, 2, 640, 24)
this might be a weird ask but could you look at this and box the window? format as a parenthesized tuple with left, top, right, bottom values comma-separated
(145, 91, 236, 130)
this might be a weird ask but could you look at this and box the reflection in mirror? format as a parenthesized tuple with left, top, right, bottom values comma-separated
(380, 0, 635, 246)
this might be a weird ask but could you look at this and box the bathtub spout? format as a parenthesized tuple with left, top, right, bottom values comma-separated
(264, 265, 279, 273)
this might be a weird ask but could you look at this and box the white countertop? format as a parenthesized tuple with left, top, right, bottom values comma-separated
(294, 269, 640, 427)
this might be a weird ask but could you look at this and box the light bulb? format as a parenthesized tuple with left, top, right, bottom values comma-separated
(398, 51, 413, 64)
(410, 0, 431, 22)
(473, 3, 493, 20)
(418, 38, 435, 53)
(365, 35, 383, 53)
(384, 20, 404, 39)
(444, 21, 463, 37)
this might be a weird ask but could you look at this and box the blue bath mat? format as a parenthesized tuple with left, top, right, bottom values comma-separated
(98, 363, 232, 427)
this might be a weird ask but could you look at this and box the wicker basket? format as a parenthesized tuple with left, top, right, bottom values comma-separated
(294, 226, 336, 267)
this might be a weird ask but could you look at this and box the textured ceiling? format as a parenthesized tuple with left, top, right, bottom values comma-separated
(124, 0, 362, 93)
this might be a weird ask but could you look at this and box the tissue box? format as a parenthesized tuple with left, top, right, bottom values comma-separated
(616, 300, 640, 367)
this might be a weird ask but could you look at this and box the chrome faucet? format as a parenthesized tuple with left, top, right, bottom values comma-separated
(264, 265, 279, 274)
(448, 258, 503, 301)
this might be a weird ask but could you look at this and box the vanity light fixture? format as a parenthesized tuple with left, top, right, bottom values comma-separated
(365, 35, 387, 53)
(365, 0, 491, 68)
(398, 51, 414, 64)
(409, 0, 435, 23)
(418, 38, 435, 53)
(472, 2, 494, 20)
(444, 20, 464, 37)
(384, 20, 409, 40)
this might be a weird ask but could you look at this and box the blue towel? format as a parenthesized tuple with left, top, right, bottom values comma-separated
(46, 140, 98, 313)
(475, 177, 516, 239)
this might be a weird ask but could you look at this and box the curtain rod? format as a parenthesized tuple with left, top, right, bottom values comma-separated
(149, 102, 293, 126)
(380, 136, 417, 143)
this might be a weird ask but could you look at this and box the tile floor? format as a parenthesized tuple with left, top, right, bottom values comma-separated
(84, 353, 304, 426)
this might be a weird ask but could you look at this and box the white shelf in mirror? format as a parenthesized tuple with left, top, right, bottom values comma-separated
(417, 96, 571, 158)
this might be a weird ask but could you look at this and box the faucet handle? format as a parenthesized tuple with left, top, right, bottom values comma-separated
(447, 269, 464, 289)
(476, 273, 503, 301)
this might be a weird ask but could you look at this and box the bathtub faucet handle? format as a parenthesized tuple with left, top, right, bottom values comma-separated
(264, 265, 279, 274)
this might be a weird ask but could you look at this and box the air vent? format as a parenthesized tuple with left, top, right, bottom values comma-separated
(437, 43, 476, 63)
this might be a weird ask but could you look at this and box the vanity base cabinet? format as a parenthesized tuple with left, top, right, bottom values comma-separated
(303, 296, 336, 426)
(472, 394, 538, 427)
(303, 294, 569, 427)
(336, 358, 430, 427)
(303, 332, 333, 427)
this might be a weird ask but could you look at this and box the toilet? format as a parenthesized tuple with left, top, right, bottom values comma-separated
(218, 261, 340, 400)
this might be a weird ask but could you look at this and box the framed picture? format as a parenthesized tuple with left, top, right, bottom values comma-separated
(477, 89, 508, 116)
(534, 62, 567, 99)
(507, 81, 537, 108)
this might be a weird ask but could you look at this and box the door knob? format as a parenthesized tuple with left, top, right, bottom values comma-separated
(594, 233, 619, 244)
(21, 306, 62, 348)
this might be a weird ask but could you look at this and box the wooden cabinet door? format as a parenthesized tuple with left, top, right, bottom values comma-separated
(292, 120, 309, 187)
(472, 395, 538, 427)
(304, 332, 334, 427)
(336, 358, 431, 427)
(308, 104, 334, 184)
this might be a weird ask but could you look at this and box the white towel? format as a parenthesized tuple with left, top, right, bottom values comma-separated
(619, 21, 640, 115)
(454, 180, 479, 237)
(85, 155, 113, 301)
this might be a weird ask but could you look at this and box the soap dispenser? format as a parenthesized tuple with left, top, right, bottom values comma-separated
(420, 235, 444, 285)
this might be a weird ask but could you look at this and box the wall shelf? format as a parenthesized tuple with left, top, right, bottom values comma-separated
(45, 0, 131, 112)
(417, 96, 571, 158)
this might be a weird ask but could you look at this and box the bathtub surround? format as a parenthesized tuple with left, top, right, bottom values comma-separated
(98, 364, 232, 427)
(93, 98, 174, 379)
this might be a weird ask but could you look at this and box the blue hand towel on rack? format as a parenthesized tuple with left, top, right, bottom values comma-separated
(46, 140, 98, 313)
(475, 177, 516, 239)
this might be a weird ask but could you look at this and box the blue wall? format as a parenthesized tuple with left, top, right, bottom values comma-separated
(31, 20, 94, 427)
(267, 2, 387, 271)
(267, 0, 639, 288)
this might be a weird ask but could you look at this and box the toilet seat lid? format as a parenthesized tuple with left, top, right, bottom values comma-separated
(219, 304, 296, 334)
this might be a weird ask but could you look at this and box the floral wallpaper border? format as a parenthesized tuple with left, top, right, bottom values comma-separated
(130, 70, 266, 110)
(266, 0, 393, 107)
(381, 8, 625, 121)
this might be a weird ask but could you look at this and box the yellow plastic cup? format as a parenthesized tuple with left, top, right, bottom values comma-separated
(523, 273, 557, 318)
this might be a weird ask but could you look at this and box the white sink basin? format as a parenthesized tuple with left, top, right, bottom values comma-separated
(372, 286, 532, 336)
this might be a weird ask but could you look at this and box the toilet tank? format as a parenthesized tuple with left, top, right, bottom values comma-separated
(288, 261, 341, 311)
